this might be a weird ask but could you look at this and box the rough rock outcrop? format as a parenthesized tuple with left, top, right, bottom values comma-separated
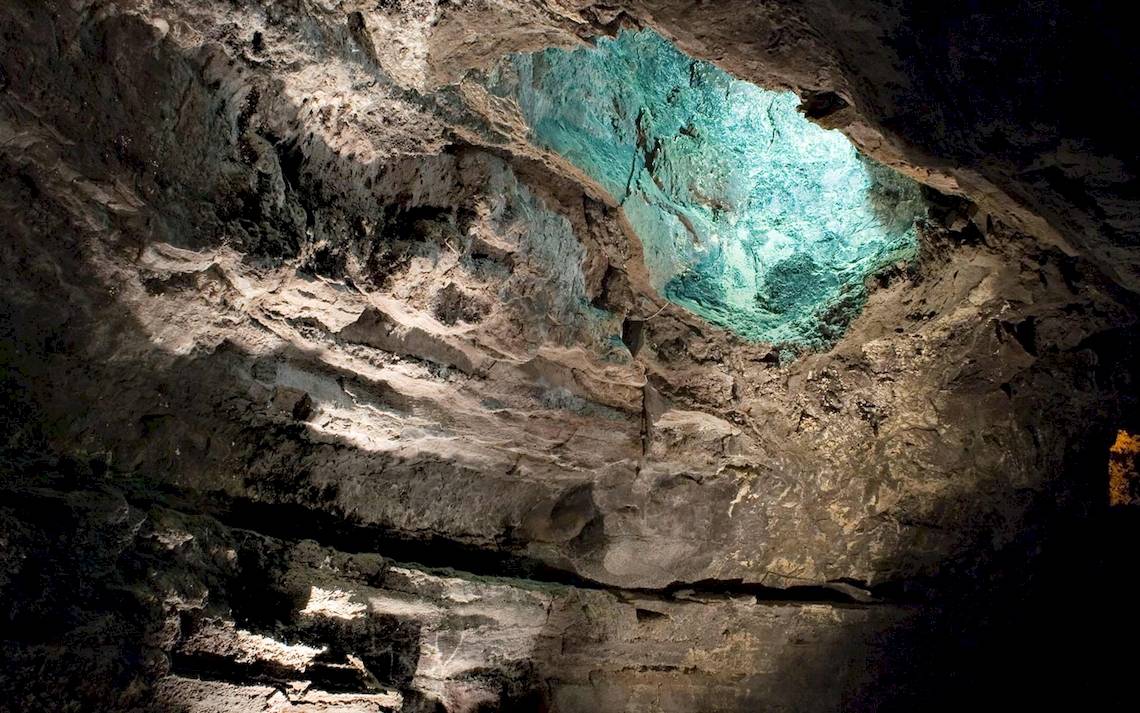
(2, 1, 1139, 711)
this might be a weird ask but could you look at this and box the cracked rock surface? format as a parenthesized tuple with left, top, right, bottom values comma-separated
(2, 1, 1139, 711)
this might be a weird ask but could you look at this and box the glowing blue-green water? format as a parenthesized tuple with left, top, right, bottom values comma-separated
(490, 30, 925, 347)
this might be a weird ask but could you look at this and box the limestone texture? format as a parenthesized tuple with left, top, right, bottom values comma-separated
(2, 1, 1139, 712)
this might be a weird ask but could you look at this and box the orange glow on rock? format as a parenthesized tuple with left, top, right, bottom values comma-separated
(1109, 430, 1140, 506)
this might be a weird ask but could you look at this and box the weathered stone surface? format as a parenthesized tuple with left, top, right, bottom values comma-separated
(0, 473, 910, 711)
(2, 0, 1140, 711)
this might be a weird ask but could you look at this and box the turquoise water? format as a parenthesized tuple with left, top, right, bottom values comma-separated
(490, 30, 925, 348)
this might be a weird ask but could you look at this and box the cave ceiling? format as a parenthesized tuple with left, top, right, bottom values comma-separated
(2, 1, 1139, 711)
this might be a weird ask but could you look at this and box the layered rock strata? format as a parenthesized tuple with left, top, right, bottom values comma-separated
(2, 1, 1139, 711)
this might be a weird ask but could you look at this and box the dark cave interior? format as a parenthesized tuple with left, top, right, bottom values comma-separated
(3, 1, 1140, 711)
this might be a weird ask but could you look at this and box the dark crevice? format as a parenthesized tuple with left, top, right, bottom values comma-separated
(170, 651, 299, 689)
(998, 316, 1038, 356)
(157, 493, 894, 607)
(621, 317, 645, 356)
(657, 578, 877, 606)
(799, 89, 849, 124)
(634, 607, 669, 622)
(205, 496, 620, 589)
(169, 651, 396, 698)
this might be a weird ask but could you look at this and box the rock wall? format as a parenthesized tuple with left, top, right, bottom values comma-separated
(2, 1, 1139, 711)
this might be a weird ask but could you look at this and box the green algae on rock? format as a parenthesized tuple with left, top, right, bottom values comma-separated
(491, 30, 926, 347)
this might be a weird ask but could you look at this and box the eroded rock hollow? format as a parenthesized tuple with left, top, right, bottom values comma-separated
(2, 2, 1138, 711)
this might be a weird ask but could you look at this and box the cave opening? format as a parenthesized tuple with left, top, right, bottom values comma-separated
(491, 29, 927, 348)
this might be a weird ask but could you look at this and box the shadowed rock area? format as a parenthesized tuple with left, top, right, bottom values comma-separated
(2, 1, 1139, 711)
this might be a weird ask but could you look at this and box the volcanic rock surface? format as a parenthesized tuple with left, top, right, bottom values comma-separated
(2, 1, 1139, 711)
